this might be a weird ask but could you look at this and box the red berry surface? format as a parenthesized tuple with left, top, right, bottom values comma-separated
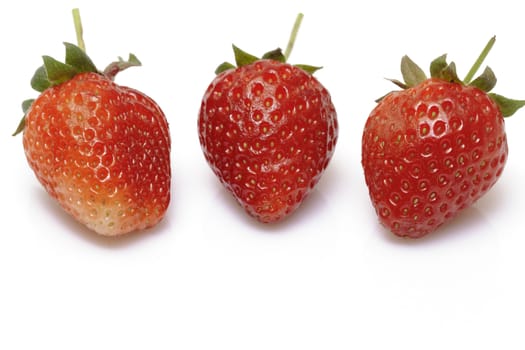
(16, 10, 171, 236)
(362, 78, 507, 237)
(199, 59, 337, 222)
(361, 38, 524, 238)
(23, 72, 171, 236)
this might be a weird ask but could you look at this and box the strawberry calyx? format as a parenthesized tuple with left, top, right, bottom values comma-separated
(383, 36, 525, 117)
(214, 13, 322, 75)
(13, 8, 141, 136)
(30, 42, 97, 93)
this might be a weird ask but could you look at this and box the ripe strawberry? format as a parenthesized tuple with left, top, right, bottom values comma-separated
(362, 37, 525, 238)
(198, 14, 338, 223)
(14, 9, 170, 236)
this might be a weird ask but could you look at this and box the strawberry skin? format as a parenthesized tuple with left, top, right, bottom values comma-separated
(362, 38, 525, 238)
(199, 59, 338, 222)
(362, 78, 507, 237)
(23, 72, 171, 236)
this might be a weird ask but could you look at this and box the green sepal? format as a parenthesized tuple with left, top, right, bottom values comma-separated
(12, 99, 35, 136)
(102, 54, 141, 81)
(430, 54, 472, 85)
(379, 37, 525, 119)
(401, 55, 427, 87)
(216, 37, 322, 76)
(12, 118, 26, 137)
(375, 91, 395, 103)
(30, 65, 51, 92)
(22, 98, 34, 114)
(262, 48, 286, 62)
(430, 54, 448, 78)
(30, 42, 99, 93)
(233, 45, 259, 68)
(294, 64, 322, 75)
(215, 62, 236, 75)
(488, 93, 525, 117)
(469, 66, 497, 92)
(43, 55, 78, 86)
(64, 42, 97, 73)
(436, 61, 462, 84)
(386, 78, 409, 90)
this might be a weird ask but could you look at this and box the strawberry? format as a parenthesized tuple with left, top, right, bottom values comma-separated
(198, 14, 338, 223)
(14, 9, 171, 236)
(362, 37, 525, 238)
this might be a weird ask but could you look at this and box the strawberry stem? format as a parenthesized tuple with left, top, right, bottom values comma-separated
(463, 36, 496, 85)
(72, 8, 86, 52)
(284, 13, 304, 61)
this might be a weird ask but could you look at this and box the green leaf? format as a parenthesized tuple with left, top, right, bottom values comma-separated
(64, 42, 97, 73)
(469, 66, 497, 92)
(401, 55, 427, 87)
(127, 53, 141, 66)
(489, 93, 525, 117)
(294, 64, 322, 75)
(430, 54, 448, 78)
(31, 44, 97, 92)
(30, 65, 51, 92)
(386, 78, 409, 90)
(436, 62, 461, 84)
(233, 45, 259, 67)
(22, 99, 34, 114)
(43, 55, 78, 86)
(102, 54, 142, 80)
(12, 99, 34, 136)
(12, 117, 26, 136)
(262, 48, 286, 62)
(375, 91, 395, 103)
(215, 62, 236, 75)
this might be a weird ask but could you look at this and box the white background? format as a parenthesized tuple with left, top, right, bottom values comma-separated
(1, 0, 525, 349)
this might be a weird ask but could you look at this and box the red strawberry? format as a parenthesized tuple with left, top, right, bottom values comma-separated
(14, 9, 170, 236)
(362, 37, 525, 238)
(198, 14, 338, 223)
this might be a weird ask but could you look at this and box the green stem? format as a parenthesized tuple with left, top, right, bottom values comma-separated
(284, 13, 304, 62)
(72, 8, 86, 52)
(463, 36, 496, 84)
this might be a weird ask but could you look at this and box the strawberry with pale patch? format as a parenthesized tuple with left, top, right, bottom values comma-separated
(15, 9, 171, 236)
